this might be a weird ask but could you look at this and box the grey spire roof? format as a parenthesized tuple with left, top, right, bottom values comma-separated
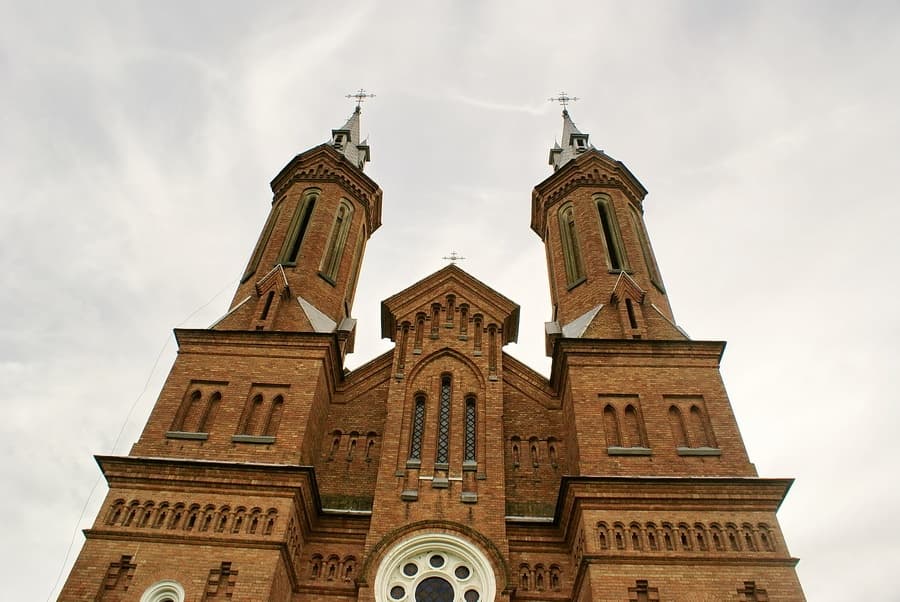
(331, 106, 371, 171)
(548, 109, 592, 171)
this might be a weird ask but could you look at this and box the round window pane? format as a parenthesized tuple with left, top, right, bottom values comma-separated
(429, 554, 445, 568)
(403, 562, 418, 577)
(391, 585, 406, 599)
(464, 590, 480, 602)
(454, 565, 471, 580)
(415, 577, 453, 602)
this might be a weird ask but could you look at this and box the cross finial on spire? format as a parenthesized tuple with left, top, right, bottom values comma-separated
(346, 88, 376, 110)
(549, 91, 579, 111)
(442, 251, 466, 264)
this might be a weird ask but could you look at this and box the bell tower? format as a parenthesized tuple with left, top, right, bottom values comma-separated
(534, 109, 679, 352)
(218, 105, 381, 358)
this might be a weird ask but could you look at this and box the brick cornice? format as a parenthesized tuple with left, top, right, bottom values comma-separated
(548, 338, 727, 394)
(173, 328, 346, 389)
(270, 143, 383, 234)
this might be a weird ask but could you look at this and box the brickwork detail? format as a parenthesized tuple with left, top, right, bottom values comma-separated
(202, 562, 237, 599)
(517, 563, 563, 592)
(98, 555, 136, 599)
(595, 520, 777, 554)
(104, 498, 278, 537)
(628, 579, 660, 602)
(308, 553, 358, 583)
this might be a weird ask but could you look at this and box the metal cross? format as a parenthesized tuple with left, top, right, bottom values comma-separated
(442, 251, 466, 264)
(346, 88, 376, 109)
(549, 92, 579, 110)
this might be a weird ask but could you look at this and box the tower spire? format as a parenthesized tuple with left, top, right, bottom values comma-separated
(331, 89, 374, 170)
(548, 93, 592, 171)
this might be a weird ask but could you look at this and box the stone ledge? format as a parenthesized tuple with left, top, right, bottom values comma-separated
(165, 431, 208, 441)
(607, 446, 652, 456)
(231, 435, 276, 444)
(677, 447, 722, 456)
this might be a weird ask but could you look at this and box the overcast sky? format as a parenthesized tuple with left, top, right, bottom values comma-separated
(2, 1, 899, 600)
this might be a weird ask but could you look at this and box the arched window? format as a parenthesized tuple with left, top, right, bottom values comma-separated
(603, 404, 621, 447)
(459, 304, 469, 337)
(473, 315, 483, 352)
(262, 395, 284, 437)
(196, 392, 220, 433)
(487, 324, 498, 374)
(173, 390, 201, 432)
(409, 395, 426, 462)
(668, 405, 688, 447)
(435, 376, 452, 466)
(464, 396, 476, 463)
(414, 313, 426, 351)
(558, 203, 585, 285)
(240, 394, 264, 435)
(328, 431, 342, 460)
(623, 404, 645, 447)
(242, 202, 283, 283)
(320, 200, 354, 283)
(629, 204, 664, 290)
(689, 404, 716, 447)
(595, 194, 627, 271)
(279, 189, 318, 265)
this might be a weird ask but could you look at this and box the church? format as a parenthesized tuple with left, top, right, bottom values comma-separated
(59, 101, 806, 601)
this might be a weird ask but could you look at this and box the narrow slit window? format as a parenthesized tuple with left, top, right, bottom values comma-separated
(625, 298, 638, 329)
(260, 290, 275, 320)
(596, 195, 626, 271)
(464, 396, 476, 462)
(629, 205, 664, 290)
(279, 192, 317, 264)
(320, 200, 354, 282)
(242, 204, 282, 282)
(558, 204, 585, 285)
(409, 396, 426, 460)
(435, 376, 452, 465)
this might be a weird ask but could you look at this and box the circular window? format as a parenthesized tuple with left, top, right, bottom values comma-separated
(375, 533, 496, 602)
(416, 577, 453, 600)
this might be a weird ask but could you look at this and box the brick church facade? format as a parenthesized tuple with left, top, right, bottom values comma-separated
(60, 106, 805, 601)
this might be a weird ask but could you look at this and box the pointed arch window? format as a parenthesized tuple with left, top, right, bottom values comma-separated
(464, 396, 477, 463)
(242, 203, 283, 282)
(320, 199, 354, 284)
(629, 204, 664, 291)
(435, 375, 452, 467)
(278, 189, 318, 265)
(558, 203, 585, 286)
(595, 194, 627, 271)
(409, 395, 426, 462)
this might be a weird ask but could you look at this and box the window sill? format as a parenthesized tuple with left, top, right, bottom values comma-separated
(317, 271, 337, 287)
(462, 460, 478, 472)
(400, 490, 418, 501)
(607, 446, 651, 456)
(566, 276, 587, 291)
(677, 446, 721, 456)
(406, 459, 422, 469)
(166, 431, 208, 441)
(232, 435, 276, 444)
(460, 492, 478, 503)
